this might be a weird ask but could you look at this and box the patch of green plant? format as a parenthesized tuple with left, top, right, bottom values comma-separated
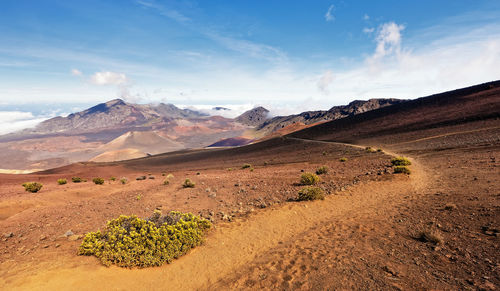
(22, 182, 43, 193)
(393, 166, 411, 174)
(136, 194, 142, 200)
(241, 163, 252, 169)
(227, 168, 233, 171)
(93, 177, 105, 185)
(315, 166, 328, 175)
(391, 157, 412, 166)
(78, 211, 211, 268)
(72, 177, 82, 183)
(110, 177, 117, 181)
(57, 178, 67, 185)
(120, 178, 128, 184)
(300, 172, 320, 185)
(163, 179, 170, 185)
(166, 174, 174, 179)
(182, 178, 195, 188)
(365, 147, 377, 153)
(339, 157, 348, 162)
(297, 186, 324, 201)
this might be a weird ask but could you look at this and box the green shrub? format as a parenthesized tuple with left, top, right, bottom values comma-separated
(297, 187, 324, 201)
(393, 166, 411, 174)
(315, 166, 328, 175)
(72, 177, 82, 183)
(365, 147, 376, 153)
(241, 163, 251, 169)
(136, 194, 142, 201)
(22, 182, 43, 193)
(227, 168, 233, 171)
(163, 179, 170, 185)
(57, 178, 67, 185)
(300, 172, 320, 185)
(391, 157, 412, 166)
(110, 177, 117, 181)
(78, 211, 211, 268)
(166, 174, 174, 179)
(92, 177, 105, 185)
(182, 178, 195, 188)
(120, 178, 128, 184)
(339, 157, 348, 162)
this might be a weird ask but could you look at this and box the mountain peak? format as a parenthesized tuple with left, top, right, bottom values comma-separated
(235, 106, 270, 126)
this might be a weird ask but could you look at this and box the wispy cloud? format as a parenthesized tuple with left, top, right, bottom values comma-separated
(317, 70, 334, 94)
(136, 0, 190, 23)
(71, 68, 82, 76)
(90, 71, 128, 85)
(363, 27, 374, 34)
(325, 5, 335, 22)
(363, 14, 370, 21)
(371, 22, 405, 60)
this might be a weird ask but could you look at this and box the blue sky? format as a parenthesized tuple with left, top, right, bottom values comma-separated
(1, 0, 500, 133)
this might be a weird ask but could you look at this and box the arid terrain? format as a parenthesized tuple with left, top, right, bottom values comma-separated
(0, 82, 499, 290)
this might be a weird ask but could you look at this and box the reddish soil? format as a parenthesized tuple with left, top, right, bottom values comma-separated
(0, 81, 499, 290)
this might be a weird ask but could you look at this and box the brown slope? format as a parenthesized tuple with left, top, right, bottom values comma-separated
(289, 80, 500, 144)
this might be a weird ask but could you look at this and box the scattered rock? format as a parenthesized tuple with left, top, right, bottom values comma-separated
(136, 176, 146, 180)
(382, 265, 399, 277)
(148, 176, 155, 179)
(39, 235, 47, 241)
(209, 193, 217, 198)
(64, 230, 74, 237)
(444, 203, 458, 211)
(479, 281, 496, 290)
(3, 232, 13, 238)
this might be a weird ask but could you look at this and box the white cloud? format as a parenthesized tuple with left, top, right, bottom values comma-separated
(317, 70, 334, 94)
(372, 22, 405, 60)
(0, 111, 47, 134)
(136, 0, 190, 23)
(325, 5, 335, 22)
(363, 27, 375, 34)
(90, 71, 129, 85)
(363, 14, 370, 21)
(71, 68, 82, 76)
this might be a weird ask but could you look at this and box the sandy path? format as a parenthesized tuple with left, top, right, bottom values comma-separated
(2, 143, 426, 291)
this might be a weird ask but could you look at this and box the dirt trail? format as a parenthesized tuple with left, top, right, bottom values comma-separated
(2, 142, 428, 291)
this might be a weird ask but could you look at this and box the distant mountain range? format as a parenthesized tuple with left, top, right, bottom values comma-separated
(0, 97, 406, 170)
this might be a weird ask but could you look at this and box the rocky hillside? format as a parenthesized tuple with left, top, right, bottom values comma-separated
(256, 98, 405, 135)
(235, 106, 270, 126)
(29, 99, 206, 134)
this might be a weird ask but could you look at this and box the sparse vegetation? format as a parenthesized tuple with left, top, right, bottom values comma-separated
(120, 178, 128, 184)
(339, 157, 348, 162)
(72, 177, 82, 183)
(110, 177, 117, 181)
(57, 178, 67, 185)
(182, 178, 195, 188)
(316, 166, 328, 175)
(227, 168, 233, 171)
(365, 147, 377, 153)
(241, 163, 252, 169)
(297, 186, 324, 201)
(93, 177, 105, 185)
(78, 211, 211, 267)
(300, 172, 320, 185)
(391, 157, 412, 166)
(136, 194, 142, 200)
(418, 229, 443, 245)
(393, 166, 411, 174)
(166, 174, 174, 179)
(163, 179, 170, 185)
(22, 182, 43, 193)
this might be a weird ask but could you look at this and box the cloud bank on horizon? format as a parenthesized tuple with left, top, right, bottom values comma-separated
(0, 0, 500, 133)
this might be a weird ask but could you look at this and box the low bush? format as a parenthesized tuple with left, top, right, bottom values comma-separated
(57, 178, 67, 185)
(120, 178, 128, 184)
(315, 166, 328, 175)
(78, 211, 211, 268)
(163, 179, 170, 185)
(339, 157, 348, 162)
(72, 177, 82, 183)
(182, 178, 195, 188)
(418, 230, 443, 245)
(93, 177, 105, 185)
(391, 157, 412, 166)
(300, 172, 320, 185)
(393, 166, 411, 175)
(227, 168, 233, 171)
(166, 174, 174, 179)
(110, 177, 117, 181)
(297, 186, 324, 201)
(365, 147, 377, 153)
(22, 182, 43, 193)
(241, 163, 252, 169)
